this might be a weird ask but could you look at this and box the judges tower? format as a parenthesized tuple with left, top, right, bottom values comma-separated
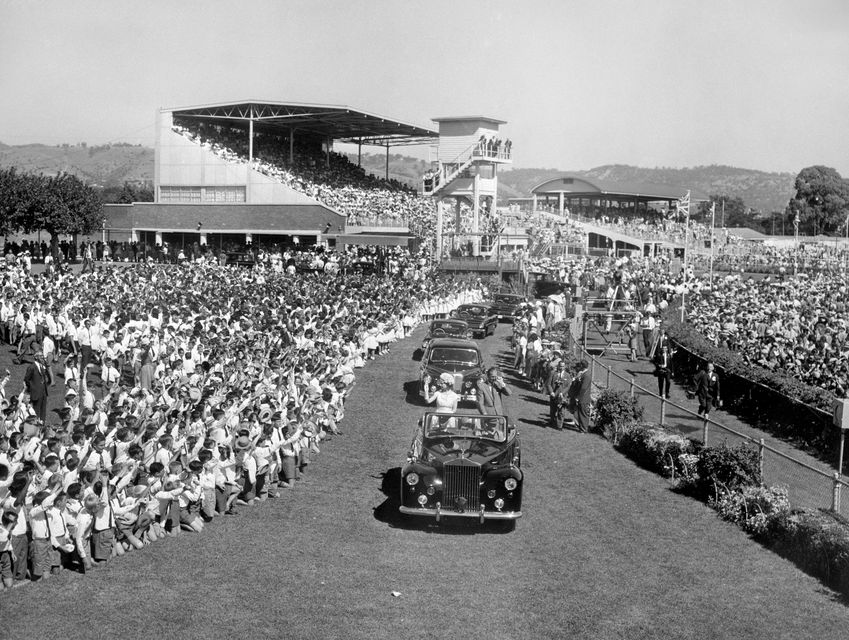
(422, 116, 511, 257)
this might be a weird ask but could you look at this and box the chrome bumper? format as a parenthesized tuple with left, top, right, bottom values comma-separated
(400, 504, 522, 522)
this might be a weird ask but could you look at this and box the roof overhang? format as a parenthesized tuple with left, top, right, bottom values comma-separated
(432, 116, 507, 125)
(165, 100, 438, 147)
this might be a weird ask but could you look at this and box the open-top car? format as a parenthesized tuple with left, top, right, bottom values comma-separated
(449, 303, 498, 338)
(421, 318, 472, 353)
(489, 293, 526, 322)
(400, 412, 523, 524)
(419, 338, 484, 405)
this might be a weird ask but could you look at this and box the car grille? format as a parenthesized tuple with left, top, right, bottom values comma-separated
(443, 458, 481, 511)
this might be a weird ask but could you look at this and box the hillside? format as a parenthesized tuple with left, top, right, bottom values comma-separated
(0, 142, 796, 213)
(0, 142, 153, 187)
(498, 165, 796, 213)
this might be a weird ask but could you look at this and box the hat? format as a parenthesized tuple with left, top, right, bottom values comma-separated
(65, 388, 78, 398)
(130, 485, 149, 500)
(258, 407, 273, 424)
(233, 435, 251, 451)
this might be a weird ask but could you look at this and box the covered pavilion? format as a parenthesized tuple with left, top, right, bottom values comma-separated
(167, 100, 438, 179)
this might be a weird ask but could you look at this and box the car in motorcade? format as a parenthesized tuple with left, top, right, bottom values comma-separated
(419, 338, 485, 405)
(449, 303, 498, 338)
(489, 293, 526, 322)
(420, 319, 472, 353)
(400, 411, 522, 526)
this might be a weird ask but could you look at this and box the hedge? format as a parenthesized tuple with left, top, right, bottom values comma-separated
(609, 418, 849, 598)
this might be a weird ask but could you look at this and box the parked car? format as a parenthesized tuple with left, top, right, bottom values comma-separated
(419, 338, 485, 405)
(449, 303, 498, 338)
(420, 319, 472, 353)
(489, 293, 526, 322)
(400, 411, 523, 525)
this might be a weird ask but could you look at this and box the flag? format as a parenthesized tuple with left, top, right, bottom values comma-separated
(676, 190, 690, 220)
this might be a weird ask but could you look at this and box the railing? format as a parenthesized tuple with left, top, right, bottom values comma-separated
(422, 140, 512, 195)
(566, 332, 849, 516)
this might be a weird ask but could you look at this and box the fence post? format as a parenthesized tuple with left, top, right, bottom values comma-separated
(758, 438, 765, 482)
(606, 367, 611, 390)
(702, 417, 709, 447)
(660, 397, 666, 426)
(629, 377, 635, 398)
(832, 472, 841, 513)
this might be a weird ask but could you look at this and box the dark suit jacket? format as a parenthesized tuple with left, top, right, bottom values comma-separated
(568, 370, 592, 406)
(24, 362, 49, 401)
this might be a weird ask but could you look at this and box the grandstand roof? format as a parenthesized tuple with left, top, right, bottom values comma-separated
(432, 116, 507, 125)
(531, 175, 709, 202)
(166, 100, 438, 147)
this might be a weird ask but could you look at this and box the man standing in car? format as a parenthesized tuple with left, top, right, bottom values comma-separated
(476, 367, 511, 415)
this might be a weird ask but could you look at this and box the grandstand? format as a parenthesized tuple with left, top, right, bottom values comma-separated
(102, 100, 439, 250)
(511, 176, 710, 257)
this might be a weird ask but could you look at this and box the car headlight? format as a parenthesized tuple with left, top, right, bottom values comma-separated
(504, 478, 518, 491)
(406, 473, 420, 486)
(463, 381, 472, 389)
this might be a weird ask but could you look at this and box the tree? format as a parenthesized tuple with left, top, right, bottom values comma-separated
(101, 181, 154, 204)
(0, 169, 103, 257)
(788, 166, 849, 236)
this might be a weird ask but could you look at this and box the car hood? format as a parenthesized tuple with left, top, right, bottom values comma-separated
(424, 439, 506, 466)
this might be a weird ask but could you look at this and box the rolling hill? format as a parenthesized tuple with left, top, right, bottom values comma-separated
(0, 142, 796, 213)
(0, 142, 153, 187)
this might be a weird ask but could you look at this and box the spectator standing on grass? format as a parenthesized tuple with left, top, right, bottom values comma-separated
(694, 361, 721, 419)
(567, 359, 593, 433)
(653, 344, 673, 399)
(24, 354, 51, 425)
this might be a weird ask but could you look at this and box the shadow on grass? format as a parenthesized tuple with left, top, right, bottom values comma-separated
(373, 467, 514, 535)
(519, 417, 549, 429)
(520, 394, 547, 406)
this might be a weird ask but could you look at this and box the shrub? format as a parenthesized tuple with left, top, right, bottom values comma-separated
(595, 389, 643, 442)
(712, 484, 791, 537)
(617, 423, 696, 479)
(770, 510, 849, 597)
(693, 442, 762, 502)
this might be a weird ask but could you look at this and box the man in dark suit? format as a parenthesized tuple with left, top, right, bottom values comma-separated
(568, 359, 593, 433)
(543, 359, 570, 429)
(24, 354, 51, 424)
(693, 361, 721, 419)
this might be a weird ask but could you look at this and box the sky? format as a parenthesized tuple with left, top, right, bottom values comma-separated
(1, 0, 847, 175)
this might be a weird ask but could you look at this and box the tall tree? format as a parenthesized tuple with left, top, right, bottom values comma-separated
(788, 166, 849, 235)
(1, 169, 102, 256)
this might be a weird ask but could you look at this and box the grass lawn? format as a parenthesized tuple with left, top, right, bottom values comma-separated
(1, 324, 847, 639)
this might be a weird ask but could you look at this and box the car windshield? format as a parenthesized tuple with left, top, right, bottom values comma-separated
(456, 306, 486, 316)
(425, 414, 507, 442)
(431, 321, 467, 335)
(494, 295, 520, 303)
(428, 347, 479, 367)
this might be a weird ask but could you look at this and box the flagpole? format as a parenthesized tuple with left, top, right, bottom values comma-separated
(680, 190, 690, 323)
(709, 202, 716, 287)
